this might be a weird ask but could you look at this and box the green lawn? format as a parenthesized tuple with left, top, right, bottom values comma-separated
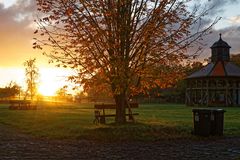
(0, 103, 239, 141)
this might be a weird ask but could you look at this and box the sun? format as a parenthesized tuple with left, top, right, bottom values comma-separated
(38, 84, 57, 96)
(37, 68, 73, 96)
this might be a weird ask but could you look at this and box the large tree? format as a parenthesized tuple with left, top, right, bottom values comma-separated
(34, 0, 218, 123)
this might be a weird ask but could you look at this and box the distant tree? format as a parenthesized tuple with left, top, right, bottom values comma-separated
(186, 61, 204, 75)
(34, 0, 218, 123)
(56, 86, 68, 98)
(74, 91, 87, 103)
(0, 82, 21, 99)
(231, 54, 240, 66)
(56, 86, 73, 102)
(24, 58, 39, 100)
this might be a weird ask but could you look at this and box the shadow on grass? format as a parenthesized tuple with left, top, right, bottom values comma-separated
(79, 122, 192, 142)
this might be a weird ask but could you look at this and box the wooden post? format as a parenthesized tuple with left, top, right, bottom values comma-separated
(206, 79, 209, 106)
(194, 79, 197, 105)
(186, 80, 192, 106)
(100, 108, 106, 124)
(225, 79, 228, 107)
(201, 79, 203, 106)
(190, 80, 193, 105)
(235, 80, 239, 106)
(215, 79, 218, 105)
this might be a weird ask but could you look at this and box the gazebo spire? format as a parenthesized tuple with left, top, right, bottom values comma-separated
(210, 34, 231, 62)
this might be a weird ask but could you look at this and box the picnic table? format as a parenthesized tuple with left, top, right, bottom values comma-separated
(9, 100, 37, 110)
(93, 103, 139, 124)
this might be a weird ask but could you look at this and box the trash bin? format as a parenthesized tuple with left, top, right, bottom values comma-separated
(192, 109, 211, 136)
(210, 109, 225, 136)
(192, 108, 225, 136)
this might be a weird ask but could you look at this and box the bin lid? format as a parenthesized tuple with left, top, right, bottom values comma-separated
(192, 108, 225, 113)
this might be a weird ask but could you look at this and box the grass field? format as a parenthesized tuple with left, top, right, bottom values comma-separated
(0, 102, 239, 142)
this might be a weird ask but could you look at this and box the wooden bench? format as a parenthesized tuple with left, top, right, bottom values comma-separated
(9, 100, 37, 110)
(93, 103, 139, 124)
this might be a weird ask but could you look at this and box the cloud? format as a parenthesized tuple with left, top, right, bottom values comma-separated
(0, 0, 46, 67)
(227, 15, 240, 25)
(0, 0, 16, 8)
(187, 0, 240, 61)
(205, 0, 239, 16)
(191, 26, 240, 63)
(188, 0, 239, 30)
(218, 27, 240, 54)
(0, 0, 36, 24)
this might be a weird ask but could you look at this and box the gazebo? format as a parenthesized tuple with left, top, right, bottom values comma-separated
(186, 34, 240, 107)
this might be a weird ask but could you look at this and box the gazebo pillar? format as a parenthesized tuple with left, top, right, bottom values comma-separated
(206, 79, 209, 106)
(225, 79, 228, 106)
(200, 79, 203, 106)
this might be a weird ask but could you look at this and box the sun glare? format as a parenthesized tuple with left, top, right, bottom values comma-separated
(38, 84, 57, 96)
(38, 68, 73, 96)
(0, 67, 74, 97)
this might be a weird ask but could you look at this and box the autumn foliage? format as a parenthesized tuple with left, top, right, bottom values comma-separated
(34, 0, 217, 123)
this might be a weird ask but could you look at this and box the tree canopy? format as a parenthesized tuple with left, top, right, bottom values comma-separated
(34, 0, 218, 123)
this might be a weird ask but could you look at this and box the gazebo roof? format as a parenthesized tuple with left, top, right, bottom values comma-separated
(210, 34, 231, 49)
(187, 61, 240, 79)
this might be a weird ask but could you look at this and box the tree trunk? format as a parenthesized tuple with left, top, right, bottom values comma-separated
(114, 93, 127, 124)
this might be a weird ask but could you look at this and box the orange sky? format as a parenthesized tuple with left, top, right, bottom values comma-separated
(0, 0, 75, 95)
(0, 0, 48, 67)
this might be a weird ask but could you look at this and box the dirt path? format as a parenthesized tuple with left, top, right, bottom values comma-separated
(0, 124, 240, 160)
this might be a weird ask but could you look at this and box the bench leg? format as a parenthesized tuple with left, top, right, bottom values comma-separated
(93, 116, 100, 124)
(100, 116, 106, 124)
(93, 116, 106, 124)
(128, 114, 134, 121)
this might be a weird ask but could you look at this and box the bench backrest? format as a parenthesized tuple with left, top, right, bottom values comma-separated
(9, 100, 31, 104)
(94, 103, 138, 109)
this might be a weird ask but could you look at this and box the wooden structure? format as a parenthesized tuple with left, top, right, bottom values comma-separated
(93, 103, 139, 124)
(9, 100, 37, 110)
(186, 34, 240, 107)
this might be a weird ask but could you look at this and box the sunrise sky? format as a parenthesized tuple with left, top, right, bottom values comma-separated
(0, 0, 240, 95)
(0, 0, 75, 95)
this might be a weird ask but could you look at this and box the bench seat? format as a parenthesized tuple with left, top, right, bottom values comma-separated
(93, 103, 139, 124)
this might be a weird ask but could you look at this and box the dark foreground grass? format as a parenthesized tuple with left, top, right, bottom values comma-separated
(0, 103, 239, 141)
